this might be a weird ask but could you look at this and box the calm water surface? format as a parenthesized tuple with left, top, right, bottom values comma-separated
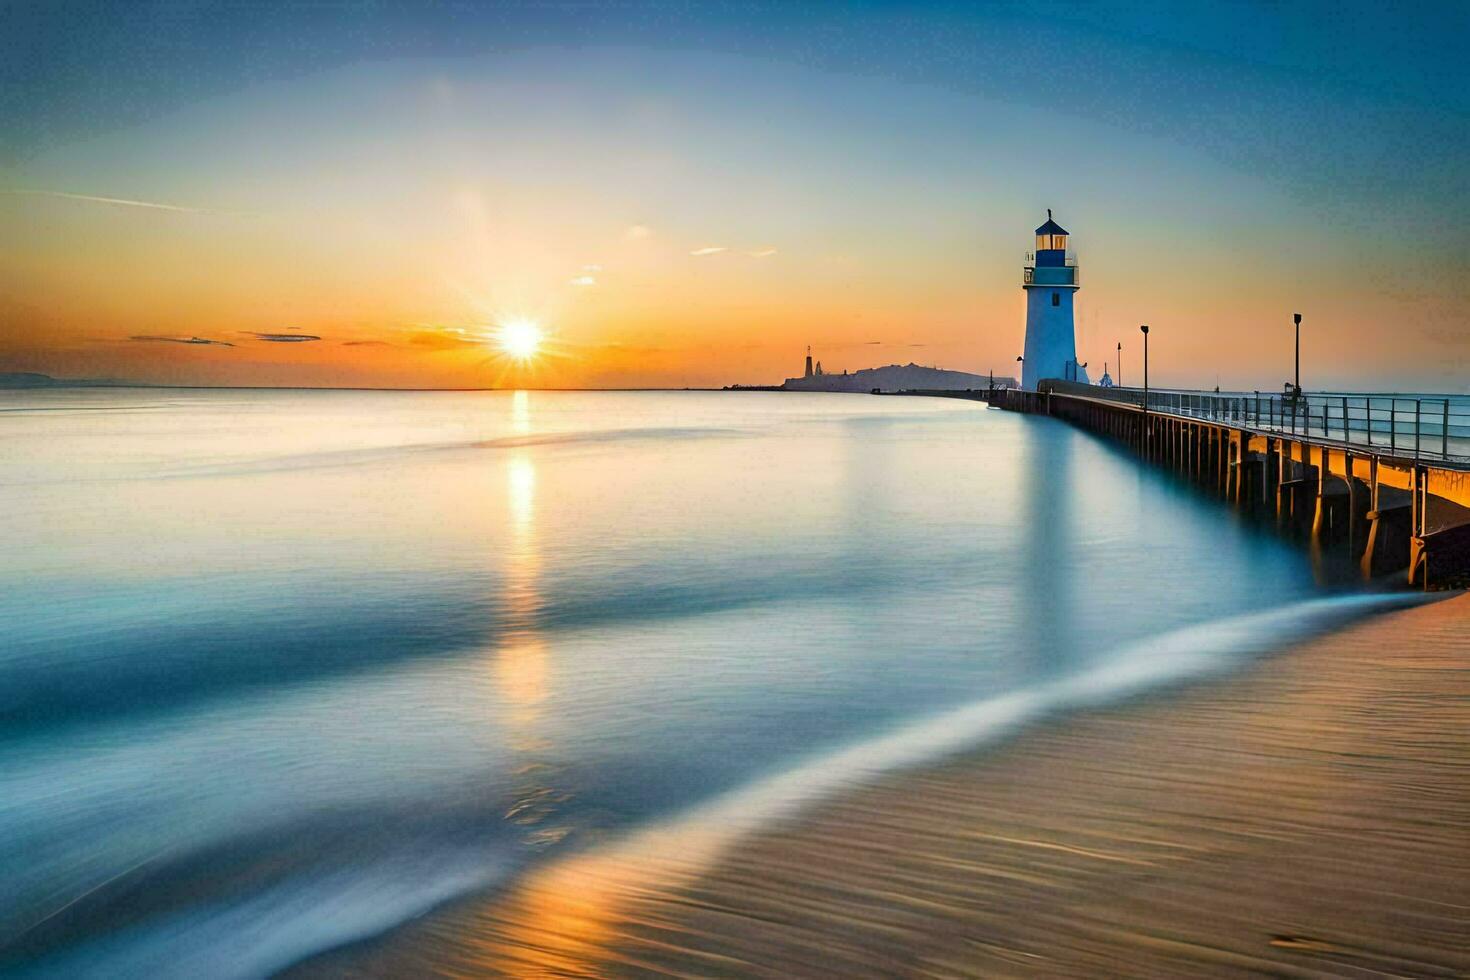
(0, 389, 1378, 976)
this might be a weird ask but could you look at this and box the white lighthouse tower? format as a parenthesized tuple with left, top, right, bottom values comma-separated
(1020, 210, 1087, 390)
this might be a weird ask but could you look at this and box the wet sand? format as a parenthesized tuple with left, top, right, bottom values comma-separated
(294, 593, 1470, 978)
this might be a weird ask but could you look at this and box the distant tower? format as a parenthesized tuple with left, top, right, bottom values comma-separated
(1021, 210, 1088, 390)
(1099, 361, 1114, 387)
(804, 346, 814, 379)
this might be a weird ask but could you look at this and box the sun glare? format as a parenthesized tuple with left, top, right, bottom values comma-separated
(498, 320, 543, 361)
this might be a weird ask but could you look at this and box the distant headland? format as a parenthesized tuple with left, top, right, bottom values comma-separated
(725, 354, 1013, 394)
(0, 372, 130, 389)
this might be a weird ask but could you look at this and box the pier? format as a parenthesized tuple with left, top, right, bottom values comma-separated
(964, 382, 1470, 589)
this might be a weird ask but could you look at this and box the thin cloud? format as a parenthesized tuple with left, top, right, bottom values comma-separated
(246, 332, 322, 343)
(690, 246, 726, 256)
(4, 189, 249, 216)
(406, 330, 480, 350)
(341, 340, 390, 347)
(746, 247, 778, 258)
(595, 342, 674, 355)
(810, 341, 889, 351)
(129, 335, 235, 347)
(569, 275, 597, 286)
(582, 264, 602, 272)
(624, 224, 653, 240)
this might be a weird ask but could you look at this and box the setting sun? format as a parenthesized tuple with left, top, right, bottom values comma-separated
(497, 320, 543, 361)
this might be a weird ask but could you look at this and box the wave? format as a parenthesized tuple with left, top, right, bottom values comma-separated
(0, 557, 894, 737)
(165, 426, 746, 480)
(0, 426, 745, 487)
(608, 590, 1435, 877)
(0, 592, 1429, 979)
(0, 404, 183, 414)
(4, 834, 521, 980)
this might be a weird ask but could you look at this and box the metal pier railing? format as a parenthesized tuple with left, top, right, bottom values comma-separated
(1047, 384, 1470, 466)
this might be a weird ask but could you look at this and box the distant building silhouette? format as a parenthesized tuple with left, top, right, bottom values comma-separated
(804, 346, 814, 379)
(1021, 210, 1089, 389)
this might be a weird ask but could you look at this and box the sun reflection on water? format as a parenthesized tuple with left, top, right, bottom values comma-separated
(491, 393, 575, 849)
(510, 388, 532, 436)
(496, 453, 546, 710)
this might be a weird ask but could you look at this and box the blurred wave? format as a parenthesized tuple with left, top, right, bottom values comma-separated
(3, 594, 1425, 979)
(0, 555, 902, 735)
(564, 590, 1435, 883)
(0, 425, 746, 486)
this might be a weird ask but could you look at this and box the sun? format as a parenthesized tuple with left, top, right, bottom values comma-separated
(497, 319, 543, 361)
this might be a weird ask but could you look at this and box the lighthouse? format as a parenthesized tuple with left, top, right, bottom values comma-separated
(1020, 210, 1087, 390)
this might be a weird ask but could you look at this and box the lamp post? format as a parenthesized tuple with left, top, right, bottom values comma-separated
(1292, 312, 1301, 397)
(1140, 325, 1150, 453)
(1140, 325, 1149, 404)
(1117, 341, 1122, 387)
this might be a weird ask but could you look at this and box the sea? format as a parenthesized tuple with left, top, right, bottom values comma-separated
(0, 388, 1420, 977)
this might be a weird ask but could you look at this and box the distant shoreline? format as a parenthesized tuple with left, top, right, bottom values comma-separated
(1, 381, 889, 394)
(2, 379, 735, 393)
(0, 367, 1011, 395)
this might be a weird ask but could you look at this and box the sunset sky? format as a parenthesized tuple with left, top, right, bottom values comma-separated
(3, 2, 1467, 391)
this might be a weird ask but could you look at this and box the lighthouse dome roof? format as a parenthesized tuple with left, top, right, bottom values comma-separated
(1035, 213, 1068, 236)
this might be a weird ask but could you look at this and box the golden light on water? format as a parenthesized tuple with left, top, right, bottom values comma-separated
(497, 439, 546, 710)
(497, 319, 544, 361)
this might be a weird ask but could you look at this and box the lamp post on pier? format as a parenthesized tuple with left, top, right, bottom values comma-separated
(1292, 312, 1302, 397)
(1140, 325, 1149, 404)
(1140, 325, 1150, 453)
(1117, 341, 1122, 387)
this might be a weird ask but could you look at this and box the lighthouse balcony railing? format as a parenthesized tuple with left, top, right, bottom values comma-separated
(1044, 380, 1470, 466)
(1022, 250, 1078, 266)
(1023, 265, 1078, 287)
